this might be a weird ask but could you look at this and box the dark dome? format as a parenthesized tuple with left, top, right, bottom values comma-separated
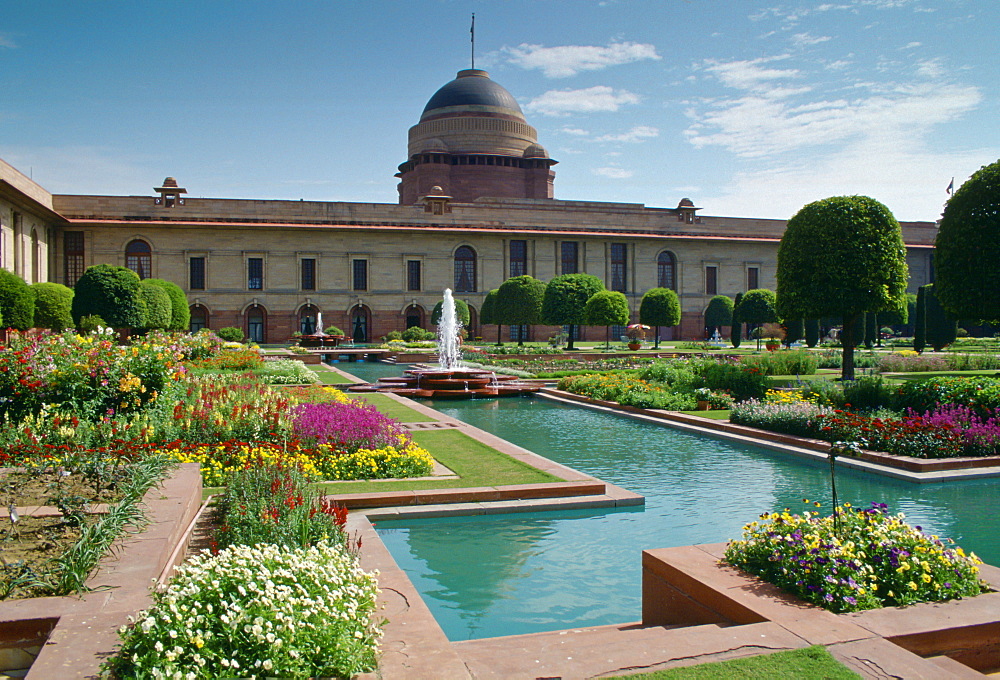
(422, 69, 523, 116)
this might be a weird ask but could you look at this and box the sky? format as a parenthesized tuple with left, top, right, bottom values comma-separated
(1, 0, 997, 222)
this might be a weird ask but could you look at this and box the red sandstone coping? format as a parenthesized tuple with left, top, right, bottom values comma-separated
(0, 463, 203, 680)
(541, 388, 1000, 480)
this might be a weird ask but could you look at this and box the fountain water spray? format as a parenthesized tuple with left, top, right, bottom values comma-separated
(437, 289, 464, 370)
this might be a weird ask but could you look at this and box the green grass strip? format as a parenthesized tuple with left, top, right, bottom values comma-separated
(314, 368, 353, 384)
(678, 409, 731, 420)
(349, 392, 438, 422)
(608, 645, 859, 679)
(316, 428, 563, 495)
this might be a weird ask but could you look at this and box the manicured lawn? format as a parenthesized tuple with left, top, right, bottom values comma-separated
(317, 428, 563, 494)
(886, 369, 1000, 381)
(348, 392, 439, 422)
(680, 409, 731, 420)
(608, 645, 859, 679)
(314, 367, 353, 384)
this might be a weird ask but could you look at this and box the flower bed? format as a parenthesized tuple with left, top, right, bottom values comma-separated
(723, 502, 986, 613)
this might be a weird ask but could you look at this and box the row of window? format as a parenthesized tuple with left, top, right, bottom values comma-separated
(65, 234, 761, 295)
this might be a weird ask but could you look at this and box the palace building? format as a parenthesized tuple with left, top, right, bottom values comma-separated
(0, 69, 936, 343)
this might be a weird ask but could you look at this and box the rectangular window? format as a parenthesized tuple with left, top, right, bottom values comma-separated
(561, 242, 578, 275)
(509, 324, 529, 342)
(610, 243, 627, 292)
(189, 257, 205, 290)
(509, 240, 527, 277)
(353, 259, 368, 291)
(301, 258, 316, 291)
(248, 257, 263, 290)
(407, 260, 421, 292)
(64, 231, 85, 287)
(706, 265, 718, 296)
(747, 266, 759, 291)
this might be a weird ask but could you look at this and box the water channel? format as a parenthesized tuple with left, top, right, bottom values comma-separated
(341, 361, 1000, 641)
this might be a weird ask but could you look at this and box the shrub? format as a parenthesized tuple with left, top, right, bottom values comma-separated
(76, 314, 106, 335)
(724, 502, 985, 613)
(143, 278, 190, 331)
(324, 325, 345, 336)
(216, 326, 245, 342)
(0, 269, 35, 330)
(878, 353, 948, 373)
(30, 282, 73, 330)
(108, 542, 382, 679)
(384, 330, 403, 341)
(71, 264, 145, 329)
(254, 358, 320, 384)
(138, 280, 172, 330)
(402, 325, 433, 342)
(700, 361, 770, 402)
(730, 399, 831, 438)
(837, 376, 894, 411)
(895, 376, 1000, 415)
(739, 350, 818, 376)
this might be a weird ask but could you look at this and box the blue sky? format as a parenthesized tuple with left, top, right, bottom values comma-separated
(2, 0, 997, 221)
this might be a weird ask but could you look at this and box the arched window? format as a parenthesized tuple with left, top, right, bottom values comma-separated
(126, 240, 152, 280)
(30, 229, 40, 283)
(247, 307, 266, 343)
(299, 304, 319, 335)
(404, 305, 423, 331)
(351, 305, 369, 343)
(454, 246, 477, 293)
(657, 251, 677, 290)
(190, 304, 209, 332)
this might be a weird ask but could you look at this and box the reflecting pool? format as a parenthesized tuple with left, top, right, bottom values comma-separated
(375, 396, 1000, 641)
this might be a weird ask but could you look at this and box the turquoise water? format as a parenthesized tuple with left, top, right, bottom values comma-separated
(374, 395, 1000, 641)
(325, 359, 405, 383)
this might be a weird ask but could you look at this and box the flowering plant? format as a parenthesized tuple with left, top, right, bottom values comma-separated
(724, 502, 986, 613)
(108, 542, 382, 679)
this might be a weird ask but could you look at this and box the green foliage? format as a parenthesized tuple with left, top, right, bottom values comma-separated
(76, 314, 106, 335)
(923, 284, 958, 351)
(496, 275, 546, 325)
(0, 269, 35, 330)
(384, 330, 402, 341)
(216, 326, 245, 342)
(839, 376, 894, 411)
(739, 350, 817, 376)
(782, 318, 804, 346)
(895, 376, 1000, 415)
(323, 325, 344, 336)
(934, 159, 1000, 320)
(30, 282, 74, 331)
(730, 292, 743, 348)
(914, 285, 927, 352)
(703, 295, 734, 329)
(737, 289, 778, 325)
(584, 290, 629, 327)
(863, 311, 876, 349)
(402, 325, 434, 342)
(138, 280, 172, 330)
(639, 287, 682, 328)
(701, 361, 770, 401)
(479, 289, 500, 325)
(71, 264, 146, 329)
(143, 278, 190, 331)
(431, 298, 471, 326)
(541, 273, 606, 326)
(804, 318, 820, 347)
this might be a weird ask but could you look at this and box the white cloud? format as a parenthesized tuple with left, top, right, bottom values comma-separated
(791, 32, 832, 48)
(903, 41, 922, 49)
(0, 33, 16, 49)
(702, 55, 800, 92)
(593, 166, 633, 179)
(560, 127, 590, 136)
(525, 86, 640, 116)
(594, 126, 660, 143)
(503, 41, 661, 78)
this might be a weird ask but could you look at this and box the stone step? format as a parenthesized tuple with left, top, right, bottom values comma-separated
(454, 620, 808, 679)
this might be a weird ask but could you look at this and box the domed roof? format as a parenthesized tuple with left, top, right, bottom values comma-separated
(418, 137, 450, 153)
(422, 69, 524, 117)
(522, 143, 549, 159)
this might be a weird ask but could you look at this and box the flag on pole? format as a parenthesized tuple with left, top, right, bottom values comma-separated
(946, 177, 954, 195)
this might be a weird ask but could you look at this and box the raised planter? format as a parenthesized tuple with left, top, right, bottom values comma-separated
(0, 463, 203, 679)
(643, 543, 1000, 674)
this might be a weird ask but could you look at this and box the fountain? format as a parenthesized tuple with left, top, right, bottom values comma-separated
(297, 310, 345, 348)
(349, 289, 540, 399)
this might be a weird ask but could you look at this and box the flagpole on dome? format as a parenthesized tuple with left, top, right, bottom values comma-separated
(471, 13, 475, 69)
(947, 177, 954, 195)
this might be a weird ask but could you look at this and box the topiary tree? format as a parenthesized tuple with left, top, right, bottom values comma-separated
(144, 278, 190, 331)
(216, 326, 245, 342)
(777, 196, 908, 380)
(703, 295, 734, 339)
(0, 269, 35, 330)
(541, 273, 606, 350)
(863, 311, 876, 349)
(30, 282, 74, 331)
(431, 298, 470, 327)
(924, 283, 958, 352)
(495, 275, 546, 346)
(139, 280, 172, 331)
(71, 264, 146, 330)
(934, 159, 1000, 321)
(782, 318, 804, 347)
(731, 292, 743, 348)
(584, 290, 629, 350)
(738, 289, 778, 350)
(480, 288, 502, 346)
(913, 286, 927, 353)
(639, 287, 681, 349)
